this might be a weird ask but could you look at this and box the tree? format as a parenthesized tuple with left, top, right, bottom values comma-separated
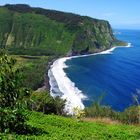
(30, 91, 66, 115)
(0, 50, 29, 133)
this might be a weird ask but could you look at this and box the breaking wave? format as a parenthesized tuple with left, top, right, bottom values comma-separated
(48, 43, 131, 114)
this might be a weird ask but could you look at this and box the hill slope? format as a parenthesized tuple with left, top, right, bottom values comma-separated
(0, 112, 140, 140)
(0, 4, 125, 56)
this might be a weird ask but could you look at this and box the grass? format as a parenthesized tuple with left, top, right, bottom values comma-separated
(1, 111, 140, 140)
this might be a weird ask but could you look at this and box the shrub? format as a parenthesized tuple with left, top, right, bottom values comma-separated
(73, 107, 85, 121)
(85, 102, 114, 118)
(85, 102, 140, 124)
(30, 91, 66, 115)
(119, 106, 140, 124)
(0, 51, 29, 133)
(0, 108, 27, 133)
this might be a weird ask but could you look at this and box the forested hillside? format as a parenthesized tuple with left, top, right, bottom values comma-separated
(0, 4, 125, 56)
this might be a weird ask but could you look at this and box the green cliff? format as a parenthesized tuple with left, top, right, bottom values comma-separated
(0, 4, 125, 56)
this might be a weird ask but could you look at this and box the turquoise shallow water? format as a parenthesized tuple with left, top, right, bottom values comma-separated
(64, 29, 140, 111)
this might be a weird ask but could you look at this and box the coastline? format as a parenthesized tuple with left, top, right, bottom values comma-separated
(48, 43, 131, 114)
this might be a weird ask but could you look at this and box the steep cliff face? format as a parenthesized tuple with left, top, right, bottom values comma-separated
(72, 18, 116, 55)
(0, 4, 124, 56)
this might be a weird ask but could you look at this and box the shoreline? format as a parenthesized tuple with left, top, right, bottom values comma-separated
(48, 43, 131, 114)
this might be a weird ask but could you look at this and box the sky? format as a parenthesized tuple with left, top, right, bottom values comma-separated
(0, 0, 140, 29)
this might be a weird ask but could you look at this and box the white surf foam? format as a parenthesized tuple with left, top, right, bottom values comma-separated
(113, 31, 121, 35)
(126, 43, 131, 47)
(49, 57, 87, 114)
(48, 43, 131, 114)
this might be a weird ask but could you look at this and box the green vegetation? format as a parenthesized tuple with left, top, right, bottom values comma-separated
(12, 55, 53, 90)
(84, 94, 140, 125)
(85, 102, 140, 124)
(29, 91, 66, 115)
(1, 111, 140, 140)
(1, 52, 140, 140)
(1, 4, 137, 140)
(0, 4, 125, 56)
(0, 7, 74, 56)
(0, 51, 29, 133)
(0, 52, 66, 135)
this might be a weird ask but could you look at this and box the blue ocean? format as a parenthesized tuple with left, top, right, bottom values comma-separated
(64, 29, 140, 111)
